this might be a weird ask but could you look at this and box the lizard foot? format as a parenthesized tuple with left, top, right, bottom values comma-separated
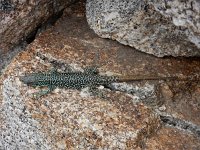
(32, 86, 56, 99)
(88, 86, 107, 99)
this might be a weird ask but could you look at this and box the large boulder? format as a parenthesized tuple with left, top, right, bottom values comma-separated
(86, 0, 200, 57)
(1, 2, 200, 148)
(0, 0, 77, 55)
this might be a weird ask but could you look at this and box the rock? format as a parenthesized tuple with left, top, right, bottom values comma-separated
(160, 83, 173, 101)
(0, 0, 77, 57)
(86, 0, 200, 57)
(146, 127, 200, 149)
(0, 1, 200, 149)
(151, 0, 200, 48)
(0, 50, 161, 149)
(0, 73, 160, 149)
(161, 81, 200, 126)
(0, 3, 161, 148)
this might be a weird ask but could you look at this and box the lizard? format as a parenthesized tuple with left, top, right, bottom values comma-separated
(19, 66, 195, 98)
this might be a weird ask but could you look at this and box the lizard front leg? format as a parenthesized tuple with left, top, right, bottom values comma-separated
(33, 86, 56, 99)
(88, 85, 107, 98)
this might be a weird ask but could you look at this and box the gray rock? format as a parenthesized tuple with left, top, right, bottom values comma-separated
(86, 0, 200, 57)
(151, 0, 200, 48)
(0, 77, 51, 150)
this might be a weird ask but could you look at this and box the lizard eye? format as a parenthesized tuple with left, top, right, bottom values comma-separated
(19, 76, 26, 82)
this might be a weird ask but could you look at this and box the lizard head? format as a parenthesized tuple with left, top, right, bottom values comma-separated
(19, 74, 36, 85)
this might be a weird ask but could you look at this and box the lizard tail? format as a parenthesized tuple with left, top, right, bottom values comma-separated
(117, 76, 197, 82)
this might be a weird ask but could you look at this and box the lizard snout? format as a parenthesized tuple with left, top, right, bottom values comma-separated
(19, 75, 35, 84)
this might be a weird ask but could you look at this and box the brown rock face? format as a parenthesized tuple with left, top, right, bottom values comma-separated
(146, 127, 200, 150)
(0, 0, 77, 54)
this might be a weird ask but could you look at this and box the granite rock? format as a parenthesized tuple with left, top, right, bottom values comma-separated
(151, 0, 200, 48)
(86, 0, 200, 57)
(0, 48, 161, 149)
(0, 0, 77, 55)
(0, 1, 200, 149)
(0, 3, 162, 148)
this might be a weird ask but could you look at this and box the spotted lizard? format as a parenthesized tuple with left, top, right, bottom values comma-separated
(19, 66, 191, 98)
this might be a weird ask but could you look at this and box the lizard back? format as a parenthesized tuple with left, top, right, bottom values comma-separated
(20, 72, 118, 89)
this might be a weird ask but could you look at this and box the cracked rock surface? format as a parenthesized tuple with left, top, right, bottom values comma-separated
(1, 1, 200, 149)
(0, 0, 77, 72)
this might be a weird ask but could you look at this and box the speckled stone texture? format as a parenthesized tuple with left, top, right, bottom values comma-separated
(146, 127, 200, 149)
(86, 0, 200, 57)
(0, 49, 161, 149)
(151, 0, 200, 48)
(0, 0, 77, 54)
(0, 1, 200, 149)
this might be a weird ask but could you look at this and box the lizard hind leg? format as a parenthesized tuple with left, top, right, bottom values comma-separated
(33, 86, 56, 99)
(88, 85, 107, 99)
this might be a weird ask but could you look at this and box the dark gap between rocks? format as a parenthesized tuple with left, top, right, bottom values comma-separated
(26, 7, 66, 44)
(160, 115, 200, 137)
(0, 7, 68, 74)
